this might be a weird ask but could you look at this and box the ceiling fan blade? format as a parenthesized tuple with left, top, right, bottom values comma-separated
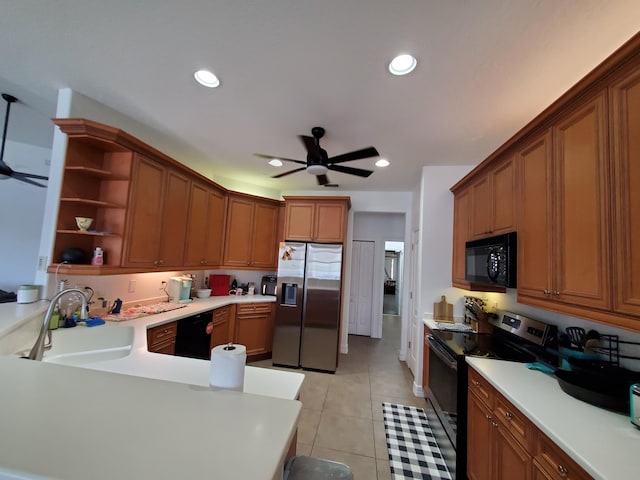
(10, 173, 47, 188)
(328, 164, 374, 178)
(316, 174, 329, 186)
(254, 153, 307, 165)
(328, 146, 379, 165)
(298, 135, 320, 153)
(272, 167, 307, 179)
(13, 170, 48, 181)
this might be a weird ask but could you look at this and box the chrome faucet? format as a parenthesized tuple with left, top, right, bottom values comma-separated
(26, 288, 89, 361)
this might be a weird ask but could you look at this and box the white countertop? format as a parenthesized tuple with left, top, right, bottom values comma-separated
(0, 294, 304, 480)
(0, 356, 300, 480)
(467, 357, 640, 480)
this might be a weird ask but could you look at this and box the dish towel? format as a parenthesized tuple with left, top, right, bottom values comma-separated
(382, 402, 452, 480)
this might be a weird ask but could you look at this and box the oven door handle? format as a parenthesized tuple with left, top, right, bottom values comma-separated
(427, 335, 458, 370)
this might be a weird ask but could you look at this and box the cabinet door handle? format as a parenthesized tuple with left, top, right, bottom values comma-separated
(474, 380, 481, 387)
(543, 289, 550, 295)
(157, 259, 164, 265)
(553, 290, 560, 295)
(504, 412, 513, 420)
(557, 464, 568, 475)
(491, 421, 498, 427)
(485, 414, 492, 421)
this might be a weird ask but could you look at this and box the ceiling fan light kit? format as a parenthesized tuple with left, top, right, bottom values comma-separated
(0, 93, 49, 188)
(254, 126, 379, 187)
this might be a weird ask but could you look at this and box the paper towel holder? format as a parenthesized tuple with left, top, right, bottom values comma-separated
(224, 342, 236, 351)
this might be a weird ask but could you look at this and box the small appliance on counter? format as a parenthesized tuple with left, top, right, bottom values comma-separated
(261, 275, 277, 296)
(168, 276, 193, 303)
(209, 274, 231, 296)
(632, 384, 640, 428)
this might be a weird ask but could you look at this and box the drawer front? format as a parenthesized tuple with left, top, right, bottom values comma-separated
(535, 434, 593, 480)
(147, 321, 177, 346)
(494, 393, 533, 451)
(236, 302, 272, 315)
(468, 367, 494, 408)
(150, 337, 176, 356)
(213, 306, 230, 324)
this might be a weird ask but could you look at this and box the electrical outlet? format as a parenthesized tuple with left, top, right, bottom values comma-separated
(37, 256, 48, 271)
(128, 280, 136, 293)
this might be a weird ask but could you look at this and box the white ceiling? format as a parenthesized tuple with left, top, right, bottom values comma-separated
(1, 1, 640, 192)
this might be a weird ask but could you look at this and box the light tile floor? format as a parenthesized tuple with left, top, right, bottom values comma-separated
(250, 315, 426, 479)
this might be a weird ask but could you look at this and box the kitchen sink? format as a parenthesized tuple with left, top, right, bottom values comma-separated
(40, 325, 134, 366)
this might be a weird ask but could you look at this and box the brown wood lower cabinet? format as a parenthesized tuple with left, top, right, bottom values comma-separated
(467, 367, 592, 480)
(234, 302, 274, 359)
(210, 305, 235, 350)
(147, 321, 177, 355)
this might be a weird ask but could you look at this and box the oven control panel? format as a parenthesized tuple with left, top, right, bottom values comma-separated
(491, 312, 557, 347)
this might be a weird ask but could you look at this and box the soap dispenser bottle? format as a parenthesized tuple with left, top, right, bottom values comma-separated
(91, 247, 104, 265)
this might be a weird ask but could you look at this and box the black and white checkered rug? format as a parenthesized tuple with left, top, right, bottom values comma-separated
(382, 403, 452, 480)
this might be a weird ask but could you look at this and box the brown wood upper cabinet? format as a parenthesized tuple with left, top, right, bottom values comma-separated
(470, 155, 517, 239)
(517, 91, 611, 311)
(123, 155, 190, 268)
(283, 196, 350, 243)
(611, 66, 640, 318)
(52, 123, 132, 272)
(223, 193, 280, 269)
(184, 181, 227, 267)
(452, 187, 471, 288)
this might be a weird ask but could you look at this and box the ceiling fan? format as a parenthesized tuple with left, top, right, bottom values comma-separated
(255, 126, 379, 186)
(0, 93, 49, 188)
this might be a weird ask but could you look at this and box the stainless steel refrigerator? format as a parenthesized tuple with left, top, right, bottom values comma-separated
(272, 241, 343, 372)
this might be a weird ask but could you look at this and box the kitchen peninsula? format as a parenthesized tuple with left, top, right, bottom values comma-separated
(0, 296, 304, 480)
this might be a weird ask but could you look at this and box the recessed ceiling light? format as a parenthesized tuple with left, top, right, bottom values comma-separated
(376, 159, 390, 167)
(268, 159, 283, 167)
(388, 54, 417, 76)
(194, 70, 220, 88)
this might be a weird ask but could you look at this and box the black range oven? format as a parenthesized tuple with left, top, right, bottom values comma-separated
(426, 313, 557, 479)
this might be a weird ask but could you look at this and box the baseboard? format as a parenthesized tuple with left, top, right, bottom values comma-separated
(412, 381, 426, 398)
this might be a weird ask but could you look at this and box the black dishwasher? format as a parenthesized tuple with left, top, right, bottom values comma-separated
(174, 310, 213, 360)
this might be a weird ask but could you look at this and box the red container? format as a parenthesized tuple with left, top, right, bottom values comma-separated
(209, 274, 231, 296)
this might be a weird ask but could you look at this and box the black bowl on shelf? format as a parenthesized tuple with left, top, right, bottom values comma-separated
(59, 247, 87, 264)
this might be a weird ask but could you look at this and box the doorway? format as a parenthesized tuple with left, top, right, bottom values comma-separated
(383, 242, 403, 316)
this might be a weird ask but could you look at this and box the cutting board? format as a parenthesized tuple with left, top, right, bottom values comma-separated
(433, 295, 453, 323)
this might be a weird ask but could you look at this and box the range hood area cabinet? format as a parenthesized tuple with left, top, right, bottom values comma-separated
(451, 32, 640, 331)
(282, 196, 350, 243)
(468, 155, 517, 241)
(48, 119, 277, 275)
(451, 155, 516, 291)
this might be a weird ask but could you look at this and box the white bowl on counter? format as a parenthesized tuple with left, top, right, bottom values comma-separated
(196, 289, 212, 298)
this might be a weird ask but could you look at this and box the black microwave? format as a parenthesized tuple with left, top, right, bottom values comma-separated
(465, 232, 517, 288)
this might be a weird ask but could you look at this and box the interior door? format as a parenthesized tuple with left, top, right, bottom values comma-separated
(348, 240, 375, 336)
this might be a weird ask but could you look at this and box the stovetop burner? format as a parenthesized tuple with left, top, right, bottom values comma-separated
(430, 313, 559, 366)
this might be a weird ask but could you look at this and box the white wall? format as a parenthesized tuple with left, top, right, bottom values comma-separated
(0, 140, 51, 292)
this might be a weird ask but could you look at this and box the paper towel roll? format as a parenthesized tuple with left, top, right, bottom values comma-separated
(209, 343, 246, 392)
